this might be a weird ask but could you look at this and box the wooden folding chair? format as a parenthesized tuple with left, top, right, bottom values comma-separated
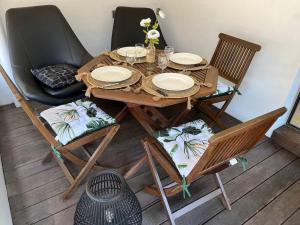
(142, 107, 286, 224)
(196, 33, 261, 129)
(0, 65, 120, 199)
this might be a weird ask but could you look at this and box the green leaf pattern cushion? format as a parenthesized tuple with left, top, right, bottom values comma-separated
(154, 119, 214, 177)
(211, 81, 235, 96)
(40, 99, 115, 145)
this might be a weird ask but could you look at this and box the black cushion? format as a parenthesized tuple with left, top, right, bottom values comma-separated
(6, 5, 92, 105)
(111, 6, 167, 50)
(31, 64, 77, 89)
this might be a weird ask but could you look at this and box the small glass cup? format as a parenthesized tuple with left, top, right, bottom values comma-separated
(135, 43, 145, 57)
(157, 53, 169, 72)
(126, 50, 136, 66)
(164, 46, 174, 59)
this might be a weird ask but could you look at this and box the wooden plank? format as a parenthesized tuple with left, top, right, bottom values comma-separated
(6, 166, 64, 197)
(4, 158, 58, 184)
(9, 177, 69, 213)
(1, 140, 50, 171)
(271, 125, 300, 157)
(143, 149, 296, 225)
(204, 159, 300, 225)
(282, 208, 300, 225)
(11, 167, 164, 225)
(244, 179, 300, 225)
(0, 129, 42, 155)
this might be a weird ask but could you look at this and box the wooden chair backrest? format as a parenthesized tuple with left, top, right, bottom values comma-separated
(210, 33, 261, 86)
(188, 107, 286, 182)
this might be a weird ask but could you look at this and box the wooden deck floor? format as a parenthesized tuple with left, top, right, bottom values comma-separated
(0, 102, 299, 225)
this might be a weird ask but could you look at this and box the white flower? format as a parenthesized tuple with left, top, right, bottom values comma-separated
(147, 29, 160, 39)
(140, 18, 151, 27)
(156, 8, 166, 19)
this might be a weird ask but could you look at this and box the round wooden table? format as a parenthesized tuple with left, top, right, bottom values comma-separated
(78, 52, 219, 178)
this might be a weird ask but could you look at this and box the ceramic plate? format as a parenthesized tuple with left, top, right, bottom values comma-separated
(91, 66, 132, 82)
(169, 53, 203, 65)
(117, 46, 147, 58)
(152, 73, 195, 91)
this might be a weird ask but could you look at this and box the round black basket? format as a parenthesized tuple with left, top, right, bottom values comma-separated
(74, 170, 142, 225)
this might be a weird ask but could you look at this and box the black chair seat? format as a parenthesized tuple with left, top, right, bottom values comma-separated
(42, 81, 85, 98)
(6, 5, 92, 106)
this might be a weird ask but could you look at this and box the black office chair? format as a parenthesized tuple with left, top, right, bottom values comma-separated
(111, 6, 167, 50)
(6, 5, 93, 106)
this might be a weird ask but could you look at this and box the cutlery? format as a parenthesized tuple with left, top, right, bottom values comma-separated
(112, 61, 122, 65)
(103, 82, 120, 88)
(199, 82, 213, 88)
(154, 88, 168, 97)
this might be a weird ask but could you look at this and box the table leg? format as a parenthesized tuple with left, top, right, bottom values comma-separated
(127, 105, 160, 134)
(115, 105, 129, 123)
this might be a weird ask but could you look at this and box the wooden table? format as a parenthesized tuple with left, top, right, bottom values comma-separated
(78, 52, 218, 177)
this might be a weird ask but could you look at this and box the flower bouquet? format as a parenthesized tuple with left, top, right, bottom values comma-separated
(140, 8, 165, 64)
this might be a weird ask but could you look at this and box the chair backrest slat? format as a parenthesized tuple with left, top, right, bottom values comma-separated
(188, 108, 286, 182)
(210, 33, 261, 85)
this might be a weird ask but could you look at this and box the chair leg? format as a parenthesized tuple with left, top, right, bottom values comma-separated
(214, 173, 231, 210)
(197, 101, 227, 129)
(63, 125, 119, 199)
(144, 142, 176, 225)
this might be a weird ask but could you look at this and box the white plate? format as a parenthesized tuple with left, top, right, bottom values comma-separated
(169, 53, 203, 65)
(91, 66, 132, 82)
(117, 46, 147, 58)
(152, 73, 195, 91)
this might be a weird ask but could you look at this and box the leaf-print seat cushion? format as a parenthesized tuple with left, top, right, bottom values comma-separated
(40, 99, 116, 145)
(202, 81, 235, 99)
(153, 119, 214, 177)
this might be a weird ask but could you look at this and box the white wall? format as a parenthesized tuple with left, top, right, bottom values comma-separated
(0, 156, 13, 225)
(0, 1, 14, 106)
(158, 0, 300, 134)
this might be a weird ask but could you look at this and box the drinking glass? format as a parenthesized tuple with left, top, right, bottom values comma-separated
(135, 43, 145, 57)
(164, 46, 174, 59)
(126, 50, 136, 66)
(157, 53, 169, 72)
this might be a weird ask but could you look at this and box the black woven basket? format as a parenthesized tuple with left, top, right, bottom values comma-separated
(74, 170, 142, 225)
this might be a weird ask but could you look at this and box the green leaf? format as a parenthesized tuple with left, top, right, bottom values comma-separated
(59, 108, 79, 121)
(154, 129, 169, 138)
(177, 164, 188, 169)
(86, 118, 108, 130)
(182, 126, 202, 135)
(52, 121, 75, 141)
(170, 144, 178, 156)
(152, 22, 159, 30)
(86, 107, 97, 118)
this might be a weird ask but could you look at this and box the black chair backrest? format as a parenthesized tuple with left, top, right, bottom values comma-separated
(5, 5, 92, 105)
(111, 6, 167, 50)
(6, 5, 91, 71)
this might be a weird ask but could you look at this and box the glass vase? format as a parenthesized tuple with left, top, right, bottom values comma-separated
(146, 44, 156, 71)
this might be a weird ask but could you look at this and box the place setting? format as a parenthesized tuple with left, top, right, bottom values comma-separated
(107, 44, 148, 64)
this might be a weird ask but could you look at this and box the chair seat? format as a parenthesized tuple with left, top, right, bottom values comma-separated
(154, 119, 214, 177)
(40, 99, 116, 145)
(42, 82, 86, 98)
(202, 81, 235, 99)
